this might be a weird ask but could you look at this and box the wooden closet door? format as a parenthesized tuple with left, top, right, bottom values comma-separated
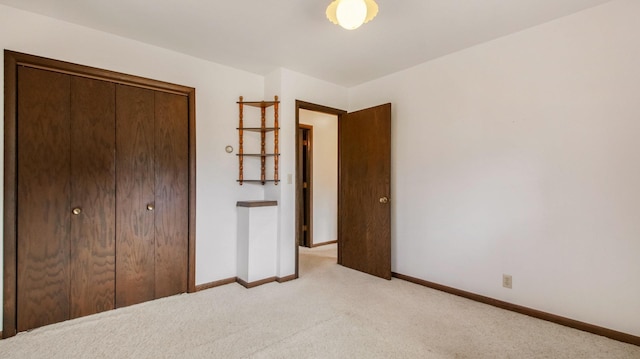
(154, 92, 189, 298)
(17, 67, 71, 331)
(115, 84, 156, 307)
(69, 76, 116, 318)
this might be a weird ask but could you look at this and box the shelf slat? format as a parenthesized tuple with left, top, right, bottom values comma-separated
(237, 101, 279, 108)
(237, 153, 279, 157)
(237, 179, 280, 184)
(237, 127, 279, 132)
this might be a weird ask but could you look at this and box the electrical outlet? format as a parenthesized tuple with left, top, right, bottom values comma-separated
(503, 274, 512, 289)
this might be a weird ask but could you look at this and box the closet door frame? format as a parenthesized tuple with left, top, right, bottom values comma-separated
(3, 50, 197, 338)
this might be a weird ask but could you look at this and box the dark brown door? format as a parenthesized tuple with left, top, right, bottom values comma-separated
(115, 85, 157, 307)
(6, 51, 195, 337)
(154, 91, 189, 299)
(17, 67, 72, 331)
(115, 85, 189, 307)
(16, 68, 117, 331)
(69, 76, 117, 319)
(338, 103, 392, 279)
(298, 125, 313, 247)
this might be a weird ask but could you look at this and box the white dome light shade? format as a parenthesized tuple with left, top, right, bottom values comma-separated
(337, 0, 367, 30)
(326, 0, 378, 30)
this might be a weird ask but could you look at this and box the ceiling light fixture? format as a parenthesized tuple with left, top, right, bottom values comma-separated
(326, 0, 378, 30)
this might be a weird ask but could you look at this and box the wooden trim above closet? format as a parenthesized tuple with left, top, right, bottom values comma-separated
(2, 50, 197, 338)
(12, 53, 190, 96)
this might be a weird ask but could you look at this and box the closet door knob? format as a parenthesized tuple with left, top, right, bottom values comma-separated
(72, 207, 82, 215)
(147, 203, 155, 211)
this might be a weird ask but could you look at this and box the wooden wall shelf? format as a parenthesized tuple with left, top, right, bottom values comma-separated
(237, 95, 279, 185)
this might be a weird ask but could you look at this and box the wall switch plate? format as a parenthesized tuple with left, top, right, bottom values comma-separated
(503, 274, 513, 289)
(287, 173, 293, 184)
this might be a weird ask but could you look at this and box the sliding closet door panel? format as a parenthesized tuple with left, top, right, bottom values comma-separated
(69, 76, 116, 318)
(154, 92, 189, 298)
(116, 84, 156, 307)
(17, 67, 71, 331)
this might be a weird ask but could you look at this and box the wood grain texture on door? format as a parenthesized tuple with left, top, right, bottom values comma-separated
(115, 84, 156, 307)
(69, 76, 116, 318)
(5, 50, 196, 338)
(339, 103, 392, 279)
(17, 67, 72, 331)
(154, 91, 189, 298)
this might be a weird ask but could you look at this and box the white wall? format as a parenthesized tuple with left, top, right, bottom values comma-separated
(0, 5, 266, 331)
(300, 110, 338, 246)
(264, 68, 348, 278)
(349, 0, 640, 336)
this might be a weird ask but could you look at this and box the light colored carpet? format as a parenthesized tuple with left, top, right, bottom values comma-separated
(1, 243, 638, 358)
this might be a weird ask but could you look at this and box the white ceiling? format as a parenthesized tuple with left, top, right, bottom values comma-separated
(0, 0, 612, 87)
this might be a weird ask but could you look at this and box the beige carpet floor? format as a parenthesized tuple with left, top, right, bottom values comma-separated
(1, 244, 638, 358)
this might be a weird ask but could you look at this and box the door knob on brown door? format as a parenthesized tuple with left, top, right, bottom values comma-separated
(72, 207, 82, 215)
(379, 197, 389, 204)
(147, 203, 155, 211)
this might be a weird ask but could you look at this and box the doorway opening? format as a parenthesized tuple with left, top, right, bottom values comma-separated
(295, 101, 346, 276)
(298, 113, 339, 249)
(295, 101, 392, 280)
